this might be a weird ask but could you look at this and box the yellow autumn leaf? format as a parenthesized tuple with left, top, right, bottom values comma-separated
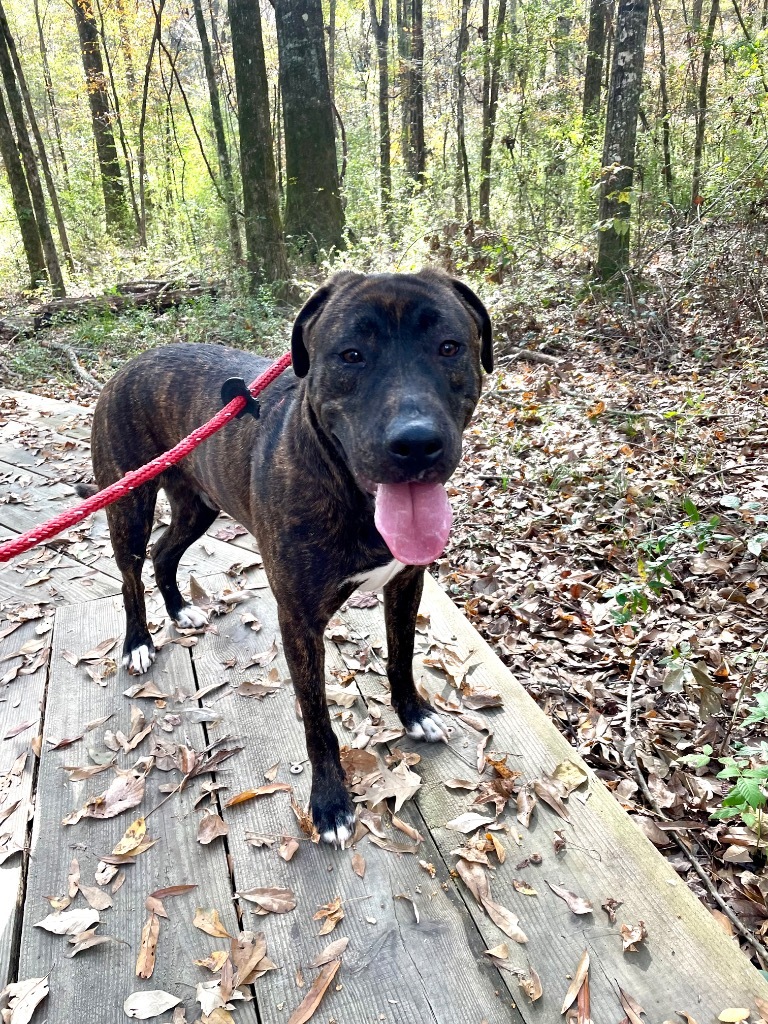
(718, 1011, 750, 1023)
(112, 816, 147, 855)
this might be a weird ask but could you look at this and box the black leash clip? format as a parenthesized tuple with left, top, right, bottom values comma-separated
(221, 377, 260, 419)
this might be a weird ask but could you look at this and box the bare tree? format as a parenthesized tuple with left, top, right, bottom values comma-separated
(652, 0, 674, 205)
(596, 0, 650, 279)
(583, 0, 610, 122)
(32, 0, 69, 187)
(690, 0, 720, 211)
(479, 0, 507, 222)
(455, 0, 472, 220)
(0, 87, 45, 287)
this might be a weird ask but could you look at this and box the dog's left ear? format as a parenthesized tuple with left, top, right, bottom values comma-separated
(450, 279, 494, 373)
(291, 272, 364, 378)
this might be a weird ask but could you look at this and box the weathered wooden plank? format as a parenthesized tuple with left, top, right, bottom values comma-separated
(341, 574, 768, 1020)
(0, 615, 49, 986)
(191, 570, 521, 1024)
(18, 596, 257, 1024)
(0, 526, 120, 605)
(0, 389, 93, 442)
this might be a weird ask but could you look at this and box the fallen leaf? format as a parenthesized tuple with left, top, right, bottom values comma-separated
(149, 884, 197, 900)
(194, 950, 230, 973)
(66, 930, 119, 957)
(512, 878, 538, 896)
(198, 809, 229, 845)
(63, 771, 145, 824)
(519, 966, 543, 1002)
(351, 852, 366, 878)
(78, 884, 113, 911)
(236, 886, 297, 914)
(620, 919, 648, 952)
(602, 896, 622, 923)
(516, 785, 537, 828)
(313, 895, 344, 935)
(286, 959, 341, 1024)
(617, 986, 646, 1024)
(136, 912, 160, 979)
(112, 816, 147, 855)
(533, 778, 572, 823)
(551, 760, 588, 796)
(34, 908, 99, 935)
(124, 990, 181, 1019)
(279, 836, 300, 861)
(718, 1012, 750, 1023)
(223, 783, 291, 807)
(445, 811, 495, 833)
(561, 949, 589, 1014)
(0, 976, 49, 1024)
(444, 778, 479, 791)
(480, 897, 528, 943)
(193, 907, 232, 938)
(309, 936, 349, 967)
(546, 880, 593, 915)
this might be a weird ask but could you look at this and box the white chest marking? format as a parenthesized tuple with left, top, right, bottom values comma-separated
(348, 558, 407, 592)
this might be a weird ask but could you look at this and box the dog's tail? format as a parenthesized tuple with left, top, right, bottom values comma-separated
(74, 482, 98, 498)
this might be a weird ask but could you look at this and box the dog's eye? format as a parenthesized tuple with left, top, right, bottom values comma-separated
(340, 349, 364, 365)
(439, 341, 461, 357)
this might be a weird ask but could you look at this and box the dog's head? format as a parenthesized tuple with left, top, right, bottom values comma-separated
(291, 269, 493, 492)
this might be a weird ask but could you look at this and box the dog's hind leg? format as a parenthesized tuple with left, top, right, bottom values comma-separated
(152, 477, 220, 630)
(384, 567, 449, 742)
(104, 482, 160, 675)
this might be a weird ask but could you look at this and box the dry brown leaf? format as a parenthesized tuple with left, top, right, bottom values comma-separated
(391, 813, 424, 843)
(230, 930, 267, 985)
(533, 778, 572, 823)
(512, 878, 538, 896)
(279, 836, 300, 861)
(444, 778, 479, 791)
(546, 880, 593, 915)
(516, 785, 537, 828)
(237, 886, 297, 914)
(617, 986, 646, 1024)
(78, 884, 113, 911)
(620, 920, 648, 952)
(223, 783, 292, 807)
(445, 811, 495, 833)
(34, 909, 99, 935)
(561, 949, 589, 1014)
(290, 797, 320, 842)
(351, 852, 366, 878)
(309, 936, 349, 968)
(550, 760, 588, 796)
(519, 966, 543, 1002)
(313, 895, 344, 935)
(149, 884, 197, 900)
(602, 896, 622, 923)
(286, 959, 341, 1024)
(197, 809, 229, 845)
(63, 771, 145, 825)
(124, 990, 181, 1019)
(136, 912, 160, 979)
(455, 859, 490, 904)
(66, 930, 119, 957)
(193, 907, 232, 938)
(480, 896, 528, 943)
(194, 950, 230, 973)
(67, 857, 80, 898)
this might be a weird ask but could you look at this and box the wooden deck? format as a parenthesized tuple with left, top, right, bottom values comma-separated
(1, 386, 767, 1024)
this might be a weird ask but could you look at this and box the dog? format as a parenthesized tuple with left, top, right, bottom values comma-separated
(81, 270, 493, 844)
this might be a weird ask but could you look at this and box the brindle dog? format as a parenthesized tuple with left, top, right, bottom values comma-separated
(83, 270, 493, 844)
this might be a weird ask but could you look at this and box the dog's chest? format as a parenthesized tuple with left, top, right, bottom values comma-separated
(347, 558, 406, 592)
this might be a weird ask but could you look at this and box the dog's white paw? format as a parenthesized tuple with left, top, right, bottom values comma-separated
(122, 644, 155, 675)
(321, 819, 354, 848)
(407, 712, 449, 743)
(174, 605, 209, 630)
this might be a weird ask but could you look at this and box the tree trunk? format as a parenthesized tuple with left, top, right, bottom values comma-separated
(0, 0, 73, 272)
(0, 25, 64, 294)
(370, 0, 392, 218)
(479, 0, 507, 222)
(115, 0, 137, 95)
(399, 0, 424, 182)
(192, 0, 243, 264)
(32, 0, 69, 188)
(455, 0, 472, 220)
(555, 12, 572, 82)
(582, 0, 609, 122)
(273, 0, 344, 254)
(690, 0, 720, 212)
(227, 0, 288, 287)
(597, 0, 650, 279)
(652, 0, 674, 205)
(73, 0, 129, 231)
(138, 0, 164, 247)
(328, 0, 336, 105)
(0, 87, 46, 288)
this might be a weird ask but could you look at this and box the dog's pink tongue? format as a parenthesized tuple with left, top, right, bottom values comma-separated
(374, 482, 452, 565)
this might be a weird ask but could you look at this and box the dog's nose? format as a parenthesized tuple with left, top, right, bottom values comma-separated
(386, 421, 444, 468)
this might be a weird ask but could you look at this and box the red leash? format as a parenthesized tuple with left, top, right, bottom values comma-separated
(0, 352, 293, 564)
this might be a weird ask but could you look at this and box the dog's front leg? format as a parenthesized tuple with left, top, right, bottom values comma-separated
(384, 567, 449, 742)
(278, 607, 356, 845)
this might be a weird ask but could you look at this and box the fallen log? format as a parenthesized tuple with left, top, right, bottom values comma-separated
(32, 281, 219, 329)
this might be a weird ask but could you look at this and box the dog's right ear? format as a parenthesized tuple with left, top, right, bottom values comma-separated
(291, 272, 364, 378)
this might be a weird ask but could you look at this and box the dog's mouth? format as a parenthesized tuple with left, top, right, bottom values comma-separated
(367, 480, 453, 566)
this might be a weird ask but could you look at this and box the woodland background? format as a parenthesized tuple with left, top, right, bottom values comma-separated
(2, 0, 768, 970)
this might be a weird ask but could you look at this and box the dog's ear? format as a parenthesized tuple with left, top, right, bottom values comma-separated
(291, 272, 364, 378)
(449, 279, 494, 373)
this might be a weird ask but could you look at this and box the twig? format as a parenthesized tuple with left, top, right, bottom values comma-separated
(40, 340, 102, 391)
(498, 348, 562, 367)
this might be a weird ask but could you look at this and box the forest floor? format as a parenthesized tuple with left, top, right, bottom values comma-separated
(2, 220, 768, 969)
